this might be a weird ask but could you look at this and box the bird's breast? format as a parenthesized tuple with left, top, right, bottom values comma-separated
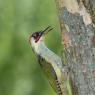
(38, 45, 62, 79)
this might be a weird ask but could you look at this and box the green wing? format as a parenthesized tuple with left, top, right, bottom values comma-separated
(38, 55, 58, 93)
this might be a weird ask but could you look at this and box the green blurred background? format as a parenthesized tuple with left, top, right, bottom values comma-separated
(0, 0, 61, 95)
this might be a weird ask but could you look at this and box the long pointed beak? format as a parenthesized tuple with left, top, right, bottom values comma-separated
(42, 26, 53, 35)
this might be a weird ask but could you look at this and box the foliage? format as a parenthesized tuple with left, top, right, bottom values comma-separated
(0, 0, 61, 95)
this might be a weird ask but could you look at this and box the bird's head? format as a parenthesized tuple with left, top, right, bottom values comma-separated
(29, 26, 53, 52)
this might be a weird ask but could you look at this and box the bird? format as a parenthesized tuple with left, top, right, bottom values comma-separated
(29, 26, 68, 95)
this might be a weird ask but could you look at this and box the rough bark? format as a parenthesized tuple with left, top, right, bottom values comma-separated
(55, 0, 95, 95)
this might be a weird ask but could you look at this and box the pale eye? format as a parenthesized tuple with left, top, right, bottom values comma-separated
(34, 34, 37, 38)
(33, 33, 38, 39)
(32, 32, 42, 40)
(39, 32, 42, 36)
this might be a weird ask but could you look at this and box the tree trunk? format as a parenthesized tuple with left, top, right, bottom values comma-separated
(55, 0, 95, 95)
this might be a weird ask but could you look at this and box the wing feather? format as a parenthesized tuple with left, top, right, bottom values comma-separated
(37, 55, 58, 93)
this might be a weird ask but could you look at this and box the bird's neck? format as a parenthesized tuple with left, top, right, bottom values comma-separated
(38, 42, 62, 68)
(37, 42, 48, 54)
(38, 42, 63, 80)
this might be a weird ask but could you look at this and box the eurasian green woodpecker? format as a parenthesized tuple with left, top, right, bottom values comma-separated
(29, 26, 68, 95)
